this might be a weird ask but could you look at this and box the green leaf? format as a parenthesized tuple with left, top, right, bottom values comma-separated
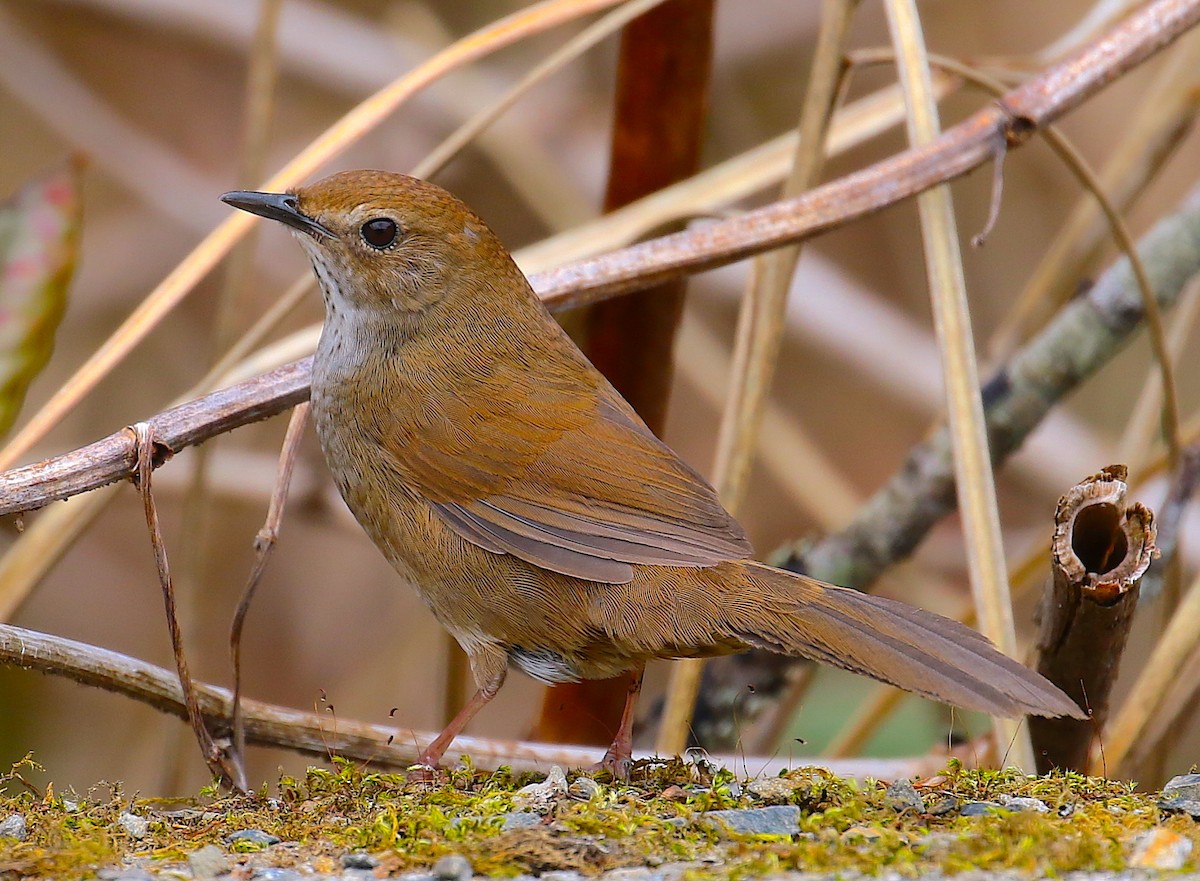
(0, 159, 83, 438)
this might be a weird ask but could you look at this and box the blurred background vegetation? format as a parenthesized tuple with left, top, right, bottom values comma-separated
(0, 0, 1198, 795)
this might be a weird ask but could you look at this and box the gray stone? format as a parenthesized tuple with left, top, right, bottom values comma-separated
(959, 801, 1009, 817)
(885, 779, 926, 813)
(97, 869, 156, 881)
(997, 794, 1050, 813)
(396, 874, 437, 881)
(499, 811, 541, 830)
(0, 813, 27, 840)
(699, 805, 800, 836)
(251, 870, 305, 881)
(600, 869, 658, 881)
(539, 872, 584, 881)
(1163, 773, 1200, 802)
(187, 843, 231, 879)
(432, 853, 473, 881)
(1158, 796, 1200, 819)
(227, 829, 280, 848)
(118, 811, 149, 840)
(341, 852, 378, 869)
(1129, 828, 1193, 870)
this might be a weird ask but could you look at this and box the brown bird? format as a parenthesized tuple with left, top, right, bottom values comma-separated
(221, 171, 1083, 777)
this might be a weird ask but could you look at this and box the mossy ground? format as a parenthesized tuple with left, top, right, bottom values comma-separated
(0, 754, 1194, 879)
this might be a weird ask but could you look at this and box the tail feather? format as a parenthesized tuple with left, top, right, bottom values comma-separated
(740, 562, 1084, 720)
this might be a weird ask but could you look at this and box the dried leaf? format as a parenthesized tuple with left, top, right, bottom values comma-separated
(0, 159, 82, 437)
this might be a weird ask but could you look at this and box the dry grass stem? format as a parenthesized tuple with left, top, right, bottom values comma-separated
(656, 0, 859, 758)
(849, 47, 1185, 473)
(515, 76, 955, 275)
(1118, 280, 1200, 471)
(883, 0, 1032, 771)
(0, 275, 316, 626)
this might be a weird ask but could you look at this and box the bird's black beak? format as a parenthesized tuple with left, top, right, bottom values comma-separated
(220, 190, 333, 239)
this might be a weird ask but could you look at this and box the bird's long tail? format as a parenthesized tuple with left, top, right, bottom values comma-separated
(736, 561, 1084, 720)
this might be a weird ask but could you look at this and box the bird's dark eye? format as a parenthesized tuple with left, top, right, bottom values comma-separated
(361, 217, 399, 249)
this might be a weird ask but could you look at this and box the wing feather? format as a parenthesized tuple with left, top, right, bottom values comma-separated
(381, 352, 751, 582)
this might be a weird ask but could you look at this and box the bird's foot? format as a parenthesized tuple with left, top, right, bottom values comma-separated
(590, 744, 633, 781)
(405, 761, 445, 785)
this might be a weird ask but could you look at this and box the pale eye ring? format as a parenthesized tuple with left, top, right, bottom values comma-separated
(361, 217, 399, 249)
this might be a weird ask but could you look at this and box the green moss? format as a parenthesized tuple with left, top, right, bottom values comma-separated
(1, 755, 1195, 879)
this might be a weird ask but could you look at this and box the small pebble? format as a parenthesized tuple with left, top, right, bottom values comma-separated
(997, 794, 1049, 813)
(341, 852, 379, 869)
(700, 805, 800, 836)
(0, 813, 27, 840)
(568, 776, 601, 801)
(432, 853, 473, 881)
(926, 796, 958, 816)
(884, 779, 926, 814)
(227, 829, 280, 848)
(746, 777, 800, 805)
(540, 872, 584, 881)
(960, 801, 1009, 817)
(187, 843, 231, 879)
(1130, 828, 1193, 870)
(118, 811, 149, 840)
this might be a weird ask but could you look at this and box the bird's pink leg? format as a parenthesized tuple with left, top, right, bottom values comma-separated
(412, 672, 504, 775)
(594, 666, 644, 780)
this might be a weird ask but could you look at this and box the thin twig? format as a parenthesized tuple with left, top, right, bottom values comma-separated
(0, 621, 959, 781)
(229, 402, 310, 789)
(988, 31, 1200, 357)
(131, 422, 238, 789)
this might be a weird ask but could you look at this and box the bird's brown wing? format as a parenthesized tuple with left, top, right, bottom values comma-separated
(381, 357, 751, 583)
